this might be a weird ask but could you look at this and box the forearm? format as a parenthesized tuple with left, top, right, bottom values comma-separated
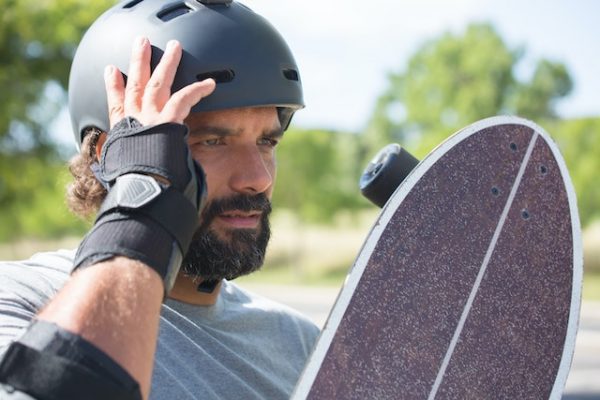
(37, 257, 163, 399)
(0, 37, 213, 400)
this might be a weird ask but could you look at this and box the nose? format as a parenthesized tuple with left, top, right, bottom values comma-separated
(228, 146, 273, 195)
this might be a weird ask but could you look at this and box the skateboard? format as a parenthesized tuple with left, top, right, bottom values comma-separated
(292, 116, 582, 399)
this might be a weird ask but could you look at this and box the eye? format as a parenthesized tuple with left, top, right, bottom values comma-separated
(201, 137, 223, 146)
(258, 137, 279, 147)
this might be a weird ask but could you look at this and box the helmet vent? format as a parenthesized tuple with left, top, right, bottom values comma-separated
(157, 3, 192, 22)
(197, 0, 233, 5)
(197, 69, 235, 84)
(282, 68, 299, 81)
(123, 0, 144, 9)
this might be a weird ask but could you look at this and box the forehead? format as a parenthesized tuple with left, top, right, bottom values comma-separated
(185, 107, 281, 134)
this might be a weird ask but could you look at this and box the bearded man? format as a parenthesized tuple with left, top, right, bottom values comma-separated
(0, 1, 319, 399)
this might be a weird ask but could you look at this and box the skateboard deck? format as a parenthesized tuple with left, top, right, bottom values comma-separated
(292, 116, 582, 399)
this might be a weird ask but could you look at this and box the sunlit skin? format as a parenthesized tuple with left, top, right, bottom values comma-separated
(93, 37, 284, 307)
(168, 107, 281, 305)
(36, 37, 286, 399)
(185, 107, 281, 238)
(95, 107, 281, 306)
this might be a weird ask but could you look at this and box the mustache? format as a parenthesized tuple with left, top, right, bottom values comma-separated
(199, 193, 272, 227)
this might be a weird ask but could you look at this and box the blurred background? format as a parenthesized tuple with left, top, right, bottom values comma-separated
(1, 0, 599, 397)
(0, 0, 598, 297)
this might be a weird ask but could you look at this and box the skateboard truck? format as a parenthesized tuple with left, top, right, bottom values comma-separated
(359, 143, 419, 208)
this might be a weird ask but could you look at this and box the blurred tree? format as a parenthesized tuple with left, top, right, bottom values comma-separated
(0, 0, 113, 154)
(550, 117, 600, 227)
(0, 0, 112, 241)
(511, 60, 573, 119)
(0, 153, 89, 241)
(363, 23, 600, 227)
(273, 127, 368, 223)
(366, 23, 573, 158)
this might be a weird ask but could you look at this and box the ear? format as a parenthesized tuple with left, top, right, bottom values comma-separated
(95, 132, 108, 161)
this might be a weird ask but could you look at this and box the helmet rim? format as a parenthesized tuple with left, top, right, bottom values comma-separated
(68, 0, 303, 148)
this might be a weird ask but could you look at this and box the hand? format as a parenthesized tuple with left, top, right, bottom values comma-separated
(104, 36, 215, 129)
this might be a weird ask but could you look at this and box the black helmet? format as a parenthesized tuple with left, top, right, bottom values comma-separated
(68, 0, 303, 148)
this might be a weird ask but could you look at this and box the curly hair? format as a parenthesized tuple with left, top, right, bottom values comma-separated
(66, 128, 107, 219)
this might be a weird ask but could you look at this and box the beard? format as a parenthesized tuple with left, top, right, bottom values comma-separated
(181, 193, 272, 281)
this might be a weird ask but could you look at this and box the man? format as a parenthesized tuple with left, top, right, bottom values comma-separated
(0, 1, 319, 399)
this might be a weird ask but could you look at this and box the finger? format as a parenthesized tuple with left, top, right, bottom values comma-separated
(104, 65, 125, 128)
(124, 36, 151, 114)
(143, 40, 182, 111)
(161, 79, 216, 123)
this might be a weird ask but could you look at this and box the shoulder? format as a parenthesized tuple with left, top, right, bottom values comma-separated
(0, 248, 75, 306)
(0, 249, 75, 355)
(222, 281, 318, 327)
(222, 281, 321, 346)
(0, 248, 75, 280)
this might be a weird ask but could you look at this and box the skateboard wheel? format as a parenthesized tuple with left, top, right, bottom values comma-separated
(359, 143, 419, 208)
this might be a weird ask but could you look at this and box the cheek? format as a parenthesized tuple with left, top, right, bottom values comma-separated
(270, 154, 277, 182)
(189, 152, 222, 197)
(265, 154, 277, 197)
(199, 162, 225, 198)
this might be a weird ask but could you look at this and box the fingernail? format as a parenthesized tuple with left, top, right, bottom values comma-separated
(104, 65, 114, 78)
(167, 40, 179, 50)
(136, 36, 146, 49)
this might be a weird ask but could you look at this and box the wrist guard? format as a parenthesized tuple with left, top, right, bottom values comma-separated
(73, 117, 206, 293)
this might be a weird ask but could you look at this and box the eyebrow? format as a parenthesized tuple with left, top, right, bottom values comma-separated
(263, 127, 284, 140)
(189, 124, 284, 139)
(189, 125, 233, 137)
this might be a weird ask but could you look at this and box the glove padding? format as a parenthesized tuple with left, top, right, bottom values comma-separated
(73, 117, 206, 293)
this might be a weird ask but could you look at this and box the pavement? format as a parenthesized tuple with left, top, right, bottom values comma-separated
(239, 283, 600, 399)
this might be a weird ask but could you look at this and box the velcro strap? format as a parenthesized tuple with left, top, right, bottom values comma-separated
(96, 174, 198, 253)
(0, 322, 141, 400)
(99, 117, 191, 191)
(74, 118, 205, 293)
(73, 213, 183, 290)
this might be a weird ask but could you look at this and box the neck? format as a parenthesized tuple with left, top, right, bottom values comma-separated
(167, 272, 222, 306)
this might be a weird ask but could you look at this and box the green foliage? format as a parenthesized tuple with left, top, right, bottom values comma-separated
(511, 60, 573, 119)
(367, 23, 574, 159)
(273, 128, 369, 223)
(403, 25, 515, 132)
(0, 154, 88, 241)
(0, 0, 113, 153)
(549, 117, 600, 226)
(1, 7, 597, 244)
(0, 0, 112, 241)
(364, 22, 600, 227)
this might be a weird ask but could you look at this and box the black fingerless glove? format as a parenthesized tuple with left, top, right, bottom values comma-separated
(73, 117, 206, 293)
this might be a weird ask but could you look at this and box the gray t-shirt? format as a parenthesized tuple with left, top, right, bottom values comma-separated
(0, 249, 319, 399)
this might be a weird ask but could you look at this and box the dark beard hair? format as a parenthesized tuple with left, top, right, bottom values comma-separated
(181, 193, 272, 281)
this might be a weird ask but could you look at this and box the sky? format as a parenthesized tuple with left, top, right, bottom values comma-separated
(52, 0, 599, 146)
(242, 0, 600, 132)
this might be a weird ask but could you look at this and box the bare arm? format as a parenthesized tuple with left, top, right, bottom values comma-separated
(0, 38, 215, 400)
(37, 259, 163, 399)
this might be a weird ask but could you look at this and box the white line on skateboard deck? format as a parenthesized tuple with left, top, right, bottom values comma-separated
(427, 131, 539, 399)
(292, 116, 582, 399)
